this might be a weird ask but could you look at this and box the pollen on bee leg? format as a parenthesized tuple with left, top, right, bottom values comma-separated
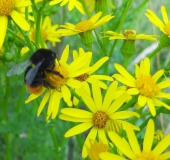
(45, 64, 68, 89)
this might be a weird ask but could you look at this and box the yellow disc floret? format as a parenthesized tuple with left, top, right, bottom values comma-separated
(75, 73, 89, 82)
(75, 20, 93, 32)
(0, 0, 15, 15)
(123, 30, 136, 40)
(93, 111, 109, 128)
(136, 75, 160, 97)
(45, 64, 68, 89)
(134, 151, 161, 160)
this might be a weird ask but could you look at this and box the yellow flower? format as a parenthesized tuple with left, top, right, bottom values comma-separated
(59, 81, 140, 158)
(104, 30, 157, 41)
(87, 139, 110, 160)
(113, 57, 170, 116)
(29, 16, 61, 47)
(0, 0, 31, 48)
(100, 119, 170, 160)
(25, 45, 92, 119)
(49, 0, 85, 14)
(145, 6, 170, 37)
(73, 47, 113, 105)
(21, 16, 61, 55)
(56, 12, 114, 36)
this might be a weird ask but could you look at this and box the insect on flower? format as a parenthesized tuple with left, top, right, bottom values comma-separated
(6, 49, 63, 94)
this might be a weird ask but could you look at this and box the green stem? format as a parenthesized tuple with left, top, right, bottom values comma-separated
(147, 45, 162, 59)
(120, 95, 138, 111)
(16, 26, 35, 53)
(108, 0, 134, 57)
(48, 127, 60, 160)
(2, 77, 11, 160)
(16, 85, 25, 113)
(41, 110, 60, 160)
(7, 28, 25, 46)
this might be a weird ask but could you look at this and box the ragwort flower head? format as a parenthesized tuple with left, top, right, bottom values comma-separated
(73, 47, 113, 104)
(59, 81, 140, 158)
(146, 6, 170, 37)
(57, 12, 114, 36)
(0, 0, 31, 48)
(49, 0, 85, 14)
(104, 30, 157, 41)
(25, 45, 92, 119)
(100, 119, 170, 160)
(29, 16, 61, 47)
(113, 57, 170, 116)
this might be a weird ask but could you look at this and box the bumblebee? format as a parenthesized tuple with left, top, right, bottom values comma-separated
(7, 49, 63, 94)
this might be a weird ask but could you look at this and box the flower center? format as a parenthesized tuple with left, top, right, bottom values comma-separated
(135, 75, 160, 97)
(93, 111, 109, 128)
(45, 64, 68, 89)
(75, 20, 93, 32)
(29, 28, 48, 42)
(87, 140, 109, 160)
(0, 0, 15, 15)
(164, 22, 170, 36)
(123, 30, 136, 40)
(75, 73, 89, 81)
(134, 151, 161, 160)
(41, 29, 48, 41)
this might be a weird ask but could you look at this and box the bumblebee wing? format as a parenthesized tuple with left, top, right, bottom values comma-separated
(25, 61, 43, 86)
(6, 59, 31, 77)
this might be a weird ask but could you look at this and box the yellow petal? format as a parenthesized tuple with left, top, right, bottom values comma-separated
(146, 98, 156, 116)
(0, 16, 8, 48)
(108, 131, 135, 159)
(126, 126, 141, 155)
(59, 114, 92, 122)
(143, 119, 154, 152)
(110, 111, 140, 119)
(65, 122, 93, 137)
(82, 127, 98, 158)
(37, 90, 51, 116)
(100, 152, 126, 160)
(60, 45, 69, 64)
(161, 6, 169, 24)
(61, 108, 93, 118)
(153, 133, 170, 156)
(10, 10, 30, 31)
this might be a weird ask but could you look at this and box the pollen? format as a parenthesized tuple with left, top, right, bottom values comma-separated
(75, 73, 89, 82)
(45, 64, 68, 89)
(93, 111, 109, 128)
(87, 140, 109, 160)
(75, 20, 93, 32)
(123, 30, 136, 40)
(0, 0, 15, 15)
(134, 151, 161, 160)
(164, 22, 170, 36)
(135, 75, 160, 97)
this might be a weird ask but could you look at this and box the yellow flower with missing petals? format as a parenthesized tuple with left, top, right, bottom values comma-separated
(29, 16, 61, 47)
(113, 57, 170, 116)
(49, 0, 85, 14)
(145, 6, 170, 37)
(0, 0, 31, 48)
(25, 45, 92, 119)
(59, 81, 140, 158)
(56, 12, 114, 36)
(104, 30, 157, 41)
(100, 119, 170, 160)
(73, 47, 113, 103)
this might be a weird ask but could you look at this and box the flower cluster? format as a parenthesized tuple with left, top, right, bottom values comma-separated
(2, 0, 170, 160)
